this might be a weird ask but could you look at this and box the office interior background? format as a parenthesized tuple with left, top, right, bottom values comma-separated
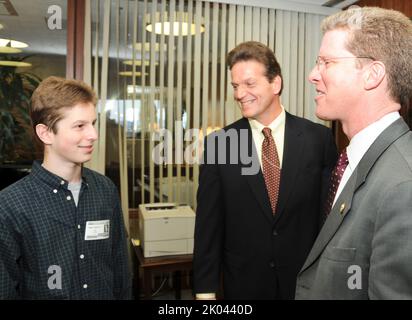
(0, 0, 411, 299)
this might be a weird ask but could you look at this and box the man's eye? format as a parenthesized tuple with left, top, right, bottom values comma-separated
(77, 124, 84, 128)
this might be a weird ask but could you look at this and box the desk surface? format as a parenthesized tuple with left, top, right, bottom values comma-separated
(133, 244, 193, 268)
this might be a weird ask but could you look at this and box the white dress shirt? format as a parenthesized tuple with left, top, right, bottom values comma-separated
(333, 112, 400, 206)
(248, 105, 286, 169)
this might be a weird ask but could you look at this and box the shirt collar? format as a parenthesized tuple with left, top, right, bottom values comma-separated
(346, 112, 400, 170)
(31, 160, 89, 190)
(248, 105, 286, 135)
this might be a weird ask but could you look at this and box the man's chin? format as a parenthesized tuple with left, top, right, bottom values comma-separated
(241, 109, 255, 119)
(315, 108, 332, 122)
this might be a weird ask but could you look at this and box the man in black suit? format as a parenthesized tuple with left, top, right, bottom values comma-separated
(193, 41, 337, 300)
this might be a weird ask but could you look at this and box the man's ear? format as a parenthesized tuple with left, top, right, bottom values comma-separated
(364, 61, 385, 91)
(35, 124, 53, 145)
(272, 75, 282, 95)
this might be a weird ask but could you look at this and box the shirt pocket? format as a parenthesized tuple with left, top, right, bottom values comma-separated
(323, 246, 356, 262)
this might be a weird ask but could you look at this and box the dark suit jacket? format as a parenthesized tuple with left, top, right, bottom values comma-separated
(193, 112, 337, 299)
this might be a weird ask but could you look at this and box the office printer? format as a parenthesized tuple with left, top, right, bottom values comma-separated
(138, 203, 195, 257)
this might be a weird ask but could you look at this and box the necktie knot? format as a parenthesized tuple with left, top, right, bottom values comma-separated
(337, 149, 349, 167)
(262, 127, 272, 139)
(323, 148, 349, 219)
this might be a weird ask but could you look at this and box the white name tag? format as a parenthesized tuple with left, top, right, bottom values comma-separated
(84, 220, 110, 240)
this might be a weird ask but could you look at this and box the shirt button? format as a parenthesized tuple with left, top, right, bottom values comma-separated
(83, 284, 88, 289)
(77, 225, 81, 229)
(269, 261, 275, 268)
(273, 229, 278, 236)
(80, 254, 84, 259)
(53, 189, 58, 193)
(66, 196, 71, 201)
(60, 180, 65, 185)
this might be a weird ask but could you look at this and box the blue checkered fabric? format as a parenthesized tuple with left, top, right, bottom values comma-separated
(0, 161, 131, 299)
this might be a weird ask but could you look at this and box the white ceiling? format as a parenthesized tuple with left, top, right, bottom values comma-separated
(289, 0, 356, 6)
(0, 0, 358, 57)
(204, 0, 359, 13)
(288, 0, 359, 8)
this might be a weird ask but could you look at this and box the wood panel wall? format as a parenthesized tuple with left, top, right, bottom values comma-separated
(354, 0, 412, 16)
(66, 0, 85, 80)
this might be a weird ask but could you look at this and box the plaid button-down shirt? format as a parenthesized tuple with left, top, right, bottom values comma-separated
(0, 161, 131, 299)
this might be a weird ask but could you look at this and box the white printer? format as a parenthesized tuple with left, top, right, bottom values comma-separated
(138, 203, 195, 257)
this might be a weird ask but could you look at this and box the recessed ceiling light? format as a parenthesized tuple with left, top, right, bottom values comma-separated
(146, 12, 205, 36)
(123, 60, 158, 66)
(0, 61, 31, 67)
(0, 38, 28, 48)
(0, 47, 22, 54)
(119, 71, 150, 77)
(146, 21, 205, 36)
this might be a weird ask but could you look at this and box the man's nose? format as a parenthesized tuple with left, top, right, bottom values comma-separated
(87, 125, 98, 141)
(234, 86, 246, 100)
(308, 66, 320, 84)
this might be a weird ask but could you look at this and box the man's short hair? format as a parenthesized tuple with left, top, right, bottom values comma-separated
(321, 6, 412, 108)
(226, 41, 284, 95)
(30, 76, 97, 136)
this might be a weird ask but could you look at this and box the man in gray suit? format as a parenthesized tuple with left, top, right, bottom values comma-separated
(295, 7, 412, 299)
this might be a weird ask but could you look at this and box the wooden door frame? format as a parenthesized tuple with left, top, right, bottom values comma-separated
(66, 0, 85, 80)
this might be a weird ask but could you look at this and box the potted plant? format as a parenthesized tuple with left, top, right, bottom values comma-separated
(0, 55, 41, 164)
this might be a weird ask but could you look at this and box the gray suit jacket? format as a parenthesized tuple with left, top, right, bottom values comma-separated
(295, 118, 412, 300)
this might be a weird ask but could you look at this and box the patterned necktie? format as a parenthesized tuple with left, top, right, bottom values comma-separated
(324, 148, 349, 217)
(262, 127, 281, 214)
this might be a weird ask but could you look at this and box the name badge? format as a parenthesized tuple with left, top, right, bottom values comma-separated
(84, 220, 110, 240)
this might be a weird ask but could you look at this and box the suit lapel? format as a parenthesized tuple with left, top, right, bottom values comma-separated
(240, 118, 274, 223)
(300, 171, 357, 273)
(242, 113, 305, 223)
(300, 118, 410, 273)
(275, 113, 304, 219)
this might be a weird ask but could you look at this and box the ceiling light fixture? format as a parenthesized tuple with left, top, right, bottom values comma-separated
(0, 61, 31, 67)
(146, 12, 205, 36)
(0, 38, 29, 48)
(123, 60, 158, 66)
(0, 46, 21, 54)
(119, 71, 149, 77)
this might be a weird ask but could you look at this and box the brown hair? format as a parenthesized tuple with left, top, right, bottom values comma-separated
(321, 6, 412, 108)
(226, 41, 283, 95)
(30, 76, 97, 136)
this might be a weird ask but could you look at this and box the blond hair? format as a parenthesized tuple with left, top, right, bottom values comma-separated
(321, 6, 412, 108)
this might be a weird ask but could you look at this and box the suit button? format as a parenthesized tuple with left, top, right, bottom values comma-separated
(269, 262, 275, 268)
(272, 229, 278, 236)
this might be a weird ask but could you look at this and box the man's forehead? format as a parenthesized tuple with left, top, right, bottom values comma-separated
(58, 103, 96, 120)
(319, 29, 350, 54)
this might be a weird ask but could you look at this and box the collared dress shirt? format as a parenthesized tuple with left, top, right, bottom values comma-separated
(0, 161, 131, 299)
(248, 105, 286, 169)
(333, 112, 400, 206)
